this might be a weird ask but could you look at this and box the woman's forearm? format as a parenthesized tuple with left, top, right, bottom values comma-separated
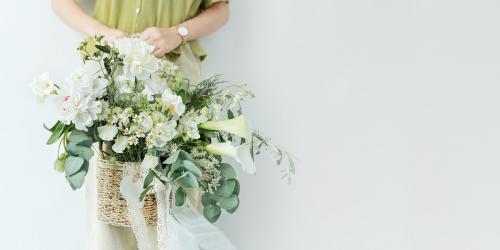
(184, 2, 230, 41)
(51, 0, 107, 35)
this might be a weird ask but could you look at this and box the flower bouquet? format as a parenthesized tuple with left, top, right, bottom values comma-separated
(33, 36, 294, 248)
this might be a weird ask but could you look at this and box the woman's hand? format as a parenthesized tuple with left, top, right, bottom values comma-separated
(141, 27, 182, 58)
(96, 26, 128, 42)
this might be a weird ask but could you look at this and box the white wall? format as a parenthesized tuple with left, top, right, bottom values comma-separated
(1, 0, 500, 249)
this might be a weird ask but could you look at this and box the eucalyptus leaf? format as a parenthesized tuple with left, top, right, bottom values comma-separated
(178, 150, 195, 162)
(68, 130, 91, 144)
(167, 161, 183, 178)
(163, 150, 180, 164)
(183, 160, 202, 177)
(201, 192, 218, 206)
(175, 188, 186, 206)
(67, 170, 86, 190)
(67, 142, 93, 161)
(216, 179, 236, 198)
(220, 163, 237, 179)
(64, 156, 84, 177)
(176, 172, 199, 189)
(233, 179, 240, 195)
(203, 204, 221, 223)
(220, 194, 239, 213)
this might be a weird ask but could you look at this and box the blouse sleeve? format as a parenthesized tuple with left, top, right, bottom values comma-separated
(202, 0, 229, 9)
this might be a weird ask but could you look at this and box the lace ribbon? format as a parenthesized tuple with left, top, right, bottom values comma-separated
(119, 157, 237, 250)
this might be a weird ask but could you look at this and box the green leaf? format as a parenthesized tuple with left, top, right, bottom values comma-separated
(95, 44, 110, 53)
(233, 179, 240, 195)
(67, 170, 86, 190)
(178, 150, 195, 162)
(176, 172, 199, 189)
(163, 150, 180, 164)
(201, 192, 218, 206)
(167, 160, 183, 178)
(139, 185, 153, 202)
(203, 204, 221, 223)
(220, 163, 237, 179)
(175, 188, 186, 206)
(68, 130, 91, 144)
(216, 179, 236, 198)
(66, 142, 93, 161)
(44, 121, 61, 132)
(143, 170, 155, 189)
(227, 109, 235, 119)
(220, 194, 239, 214)
(46, 123, 65, 145)
(183, 160, 202, 177)
(64, 156, 84, 176)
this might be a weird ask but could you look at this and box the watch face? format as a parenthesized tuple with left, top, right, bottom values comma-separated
(178, 27, 188, 37)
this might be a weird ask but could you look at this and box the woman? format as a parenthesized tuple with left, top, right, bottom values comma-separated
(51, 0, 229, 249)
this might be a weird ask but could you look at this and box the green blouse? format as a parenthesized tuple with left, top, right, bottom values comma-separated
(94, 0, 228, 60)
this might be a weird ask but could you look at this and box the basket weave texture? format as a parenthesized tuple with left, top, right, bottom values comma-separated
(96, 158, 158, 227)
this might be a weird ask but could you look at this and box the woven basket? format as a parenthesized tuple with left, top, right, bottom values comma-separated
(96, 158, 158, 227)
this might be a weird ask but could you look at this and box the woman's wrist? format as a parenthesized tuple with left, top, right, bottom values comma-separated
(168, 27, 184, 47)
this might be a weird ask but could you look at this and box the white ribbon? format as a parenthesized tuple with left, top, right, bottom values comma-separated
(119, 157, 237, 250)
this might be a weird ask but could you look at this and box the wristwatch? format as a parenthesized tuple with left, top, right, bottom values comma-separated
(176, 25, 189, 44)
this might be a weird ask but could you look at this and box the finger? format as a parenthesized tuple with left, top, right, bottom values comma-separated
(145, 36, 156, 45)
(153, 48, 166, 58)
(141, 27, 156, 40)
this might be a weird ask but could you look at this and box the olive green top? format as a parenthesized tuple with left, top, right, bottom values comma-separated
(94, 0, 228, 60)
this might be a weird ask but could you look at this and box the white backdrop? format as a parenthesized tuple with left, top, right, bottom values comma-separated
(1, 0, 500, 249)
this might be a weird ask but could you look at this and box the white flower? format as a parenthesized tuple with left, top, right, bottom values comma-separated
(57, 90, 101, 131)
(199, 115, 252, 140)
(149, 120, 177, 148)
(205, 142, 256, 175)
(112, 135, 129, 153)
(137, 112, 153, 131)
(32, 73, 57, 103)
(68, 70, 108, 98)
(97, 101, 111, 121)
(177, 109, 209, 139)
(160, 60, 178, 77)
(56, 70, 109, 131)
(143, 74, 168, 100)
(115, 74, 135, 94)
(129, 136, 139, 145)
(161, 88, 185, 117)
(114, 38, 160, 81)
(97, 125, 118, 141)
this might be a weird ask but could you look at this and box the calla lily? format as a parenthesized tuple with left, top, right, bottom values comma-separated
(205, 142, 256, 175)
(97, 125, 118, 141)
(199, 115, 252, 140)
